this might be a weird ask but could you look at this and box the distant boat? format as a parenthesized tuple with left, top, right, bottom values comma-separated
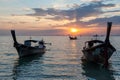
(11, 30, 46, 58)
(82, 22, 116, 67)
(93, 34, 99, 40)
(69, 35, 77, 40)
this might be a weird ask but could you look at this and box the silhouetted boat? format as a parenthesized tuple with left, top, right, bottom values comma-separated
(82, 22, 116, 66)
(69, 36, 77, 40)
(11, 30, 46, 58)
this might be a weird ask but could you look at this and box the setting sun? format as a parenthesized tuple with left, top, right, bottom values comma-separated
(70, 28, 78, 33)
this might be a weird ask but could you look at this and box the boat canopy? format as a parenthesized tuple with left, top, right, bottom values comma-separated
(84, 40, 104, 48)
(24, 40, 43, 46)
(85, 40, 104, 44)
(24, 40, 38, 43)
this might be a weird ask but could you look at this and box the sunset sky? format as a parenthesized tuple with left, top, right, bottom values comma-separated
(0, 0, 120, 35)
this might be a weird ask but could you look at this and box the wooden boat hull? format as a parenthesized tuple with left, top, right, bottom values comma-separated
(69, 36, 77, 40)
(82, 22, 116, 66)
(14, 43, 45, 58)
(82, 43, 116, 64)
(11, 30, 46, 58)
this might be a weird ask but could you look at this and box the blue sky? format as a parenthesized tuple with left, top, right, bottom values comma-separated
(0, 0, 120, 35)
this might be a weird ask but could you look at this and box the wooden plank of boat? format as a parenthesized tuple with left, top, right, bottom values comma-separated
(82, 22, 116, 67)
(11, 30, 46, 58)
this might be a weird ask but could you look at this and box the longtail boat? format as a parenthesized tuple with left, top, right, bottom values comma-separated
(11, 30, 46, 58)
(69, 35, 77, 40)
(82, 22, 116, 66)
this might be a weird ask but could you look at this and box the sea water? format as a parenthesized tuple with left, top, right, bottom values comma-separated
(0, 36, 120, 80)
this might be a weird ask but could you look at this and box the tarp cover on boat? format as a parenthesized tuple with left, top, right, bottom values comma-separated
(24, 40, 38, 43)
(85, 40, 104, 43)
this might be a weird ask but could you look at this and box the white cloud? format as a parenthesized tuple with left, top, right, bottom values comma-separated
(80, 0, 101, 2)
(80, 16, 98, 22)
(23, 8, 33, 11)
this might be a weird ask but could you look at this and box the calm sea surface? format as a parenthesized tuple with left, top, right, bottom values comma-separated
(0, 36, 120, 80)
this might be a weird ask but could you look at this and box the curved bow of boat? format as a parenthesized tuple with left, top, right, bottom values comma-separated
(105, 22, 112, 44)
(82, 22, 116, 67)
(11, 30, 18, 46)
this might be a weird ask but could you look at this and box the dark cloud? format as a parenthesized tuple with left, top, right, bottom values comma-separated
(24, 1, 120, 35)
(0, 29, 68, 36)
(0, 30, 10, 36)
(26, 1, 115, 22)
(14, 29, 68, 36)
(27, 8, 58, 16)
(85, 16, 120, 26)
